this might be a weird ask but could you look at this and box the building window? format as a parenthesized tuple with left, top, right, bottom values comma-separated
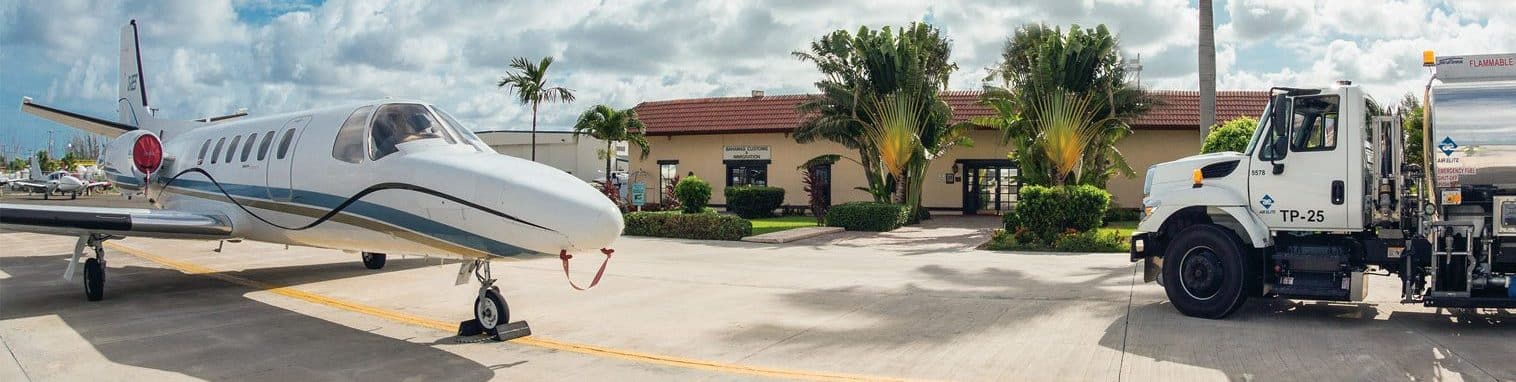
(658, 160, 678, 202)
(725, 160, 769, 187)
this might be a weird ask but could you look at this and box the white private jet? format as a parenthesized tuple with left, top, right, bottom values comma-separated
(7, 160, 87, 199)
(0, 20, 624, 338)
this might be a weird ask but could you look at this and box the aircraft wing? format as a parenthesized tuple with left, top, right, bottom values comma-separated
(0, 203, 233, 240)
(8, 180, 49, 193)
(19, 97, 138, 138)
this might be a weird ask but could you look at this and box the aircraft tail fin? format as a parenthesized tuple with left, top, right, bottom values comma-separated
(29, 158, 43, 181)
(115, 20, 200, 139)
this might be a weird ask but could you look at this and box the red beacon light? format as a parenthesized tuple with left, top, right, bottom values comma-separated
(132, 133, 163, 175)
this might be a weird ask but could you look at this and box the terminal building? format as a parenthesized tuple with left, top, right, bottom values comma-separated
(477, 130, 628, 183)
(628, 90, 1267, 214)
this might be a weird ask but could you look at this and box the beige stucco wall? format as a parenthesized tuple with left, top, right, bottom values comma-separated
(629, 128, 1201, 211)
(1106, 129, 1203, 208)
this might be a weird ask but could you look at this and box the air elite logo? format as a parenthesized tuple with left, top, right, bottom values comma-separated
(1259, 194, 1275, 210)
(1439, 136, 1458, 156)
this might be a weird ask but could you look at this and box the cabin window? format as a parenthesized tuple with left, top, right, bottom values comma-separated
(197, 140, 211, 165)
(241, 133, 258, 162)
(1289, 95, 1339, 152)
(211, 138, 226, 164)
(369, 103, 449, 160)
(277, 128, 297, 159)
(225, 135, 242, 164)
(332, 106, 374, 163)
(258, 130, 275, 160)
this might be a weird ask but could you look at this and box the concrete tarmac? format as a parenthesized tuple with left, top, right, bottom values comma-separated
(2, 215, 1513, 381)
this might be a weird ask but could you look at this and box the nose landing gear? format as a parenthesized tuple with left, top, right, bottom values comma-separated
(455, 259, 531, 341)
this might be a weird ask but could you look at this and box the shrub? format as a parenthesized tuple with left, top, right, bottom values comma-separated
(1002, 185, 1110, 245)
(984, 229, 1127, 252)
(826, 202, 911, 231)
(725, 186, 785, 218)
(673, 176, 712, 213)
(623, 211, 751, 240)
(1103, 207, 1141, 224)
(1201, 116, 1258, 154)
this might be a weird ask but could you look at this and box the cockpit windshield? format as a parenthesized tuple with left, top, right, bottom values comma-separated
(430, 106, 493, 152)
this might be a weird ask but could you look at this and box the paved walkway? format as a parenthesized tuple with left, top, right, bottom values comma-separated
(3, 224, 1513, 381)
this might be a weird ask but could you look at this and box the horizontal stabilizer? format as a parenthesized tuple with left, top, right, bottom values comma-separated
(20, 97, 138, 138)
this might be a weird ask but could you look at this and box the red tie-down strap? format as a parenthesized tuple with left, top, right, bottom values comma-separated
(560, 248, 614, 290)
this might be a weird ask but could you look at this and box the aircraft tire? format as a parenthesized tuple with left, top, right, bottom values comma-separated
(83, 258, 104, 301)
(474, 288, 509, 331)
(361, 252, 386, 269)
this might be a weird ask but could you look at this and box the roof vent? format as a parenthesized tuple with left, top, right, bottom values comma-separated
(751, 90, 764, 98)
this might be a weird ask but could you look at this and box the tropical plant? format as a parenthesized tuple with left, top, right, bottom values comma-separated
(979, 24, 1150, 188)
(799, 154, 840, 224)
(572, 104, 651, 190)
(1200, 116, 1258, 154)
(497, 56, 576, 161)
(1398, 93, 1425, 170)
(793, 22, 965, 208)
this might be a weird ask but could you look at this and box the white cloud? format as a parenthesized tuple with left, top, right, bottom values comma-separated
(3, 0, 1514, 135)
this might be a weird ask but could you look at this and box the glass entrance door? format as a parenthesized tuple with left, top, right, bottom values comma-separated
(960, 161, 1019, 215)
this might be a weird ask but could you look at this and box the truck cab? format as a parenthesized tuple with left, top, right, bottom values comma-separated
(1132, 53, 1516, 318)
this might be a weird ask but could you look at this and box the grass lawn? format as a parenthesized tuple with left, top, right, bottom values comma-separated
(1101, 220, 1137, 238)
(748, 216, 820, 236)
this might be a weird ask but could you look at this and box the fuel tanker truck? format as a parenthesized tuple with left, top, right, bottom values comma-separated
(1130, 51, 1516, 318)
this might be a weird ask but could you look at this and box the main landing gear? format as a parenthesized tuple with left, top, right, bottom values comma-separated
(361, 252, 387, 269)
(68, 234, 121, 301)
(455, 259, 531, 341)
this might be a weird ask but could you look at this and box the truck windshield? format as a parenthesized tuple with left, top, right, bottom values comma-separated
(1433, 84, 1516, 146)
(1244, 100, 1273, 156)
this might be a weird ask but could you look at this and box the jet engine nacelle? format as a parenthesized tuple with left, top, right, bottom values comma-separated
(100, 130, 164, 192)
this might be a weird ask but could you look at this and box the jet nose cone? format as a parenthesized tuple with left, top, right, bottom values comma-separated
(577, 199, 624, 250)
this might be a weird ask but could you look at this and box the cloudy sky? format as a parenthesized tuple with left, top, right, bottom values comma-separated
(1, 0, 1512, 156)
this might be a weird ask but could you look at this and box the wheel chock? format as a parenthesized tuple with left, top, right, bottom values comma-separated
(492, 321, 532, 341)
(456, 319, 532, 342)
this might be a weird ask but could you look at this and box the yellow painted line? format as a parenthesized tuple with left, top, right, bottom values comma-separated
(103, 242, 924, 382)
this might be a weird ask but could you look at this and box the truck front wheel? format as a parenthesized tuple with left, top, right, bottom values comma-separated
(1162, 224, 1251, 319)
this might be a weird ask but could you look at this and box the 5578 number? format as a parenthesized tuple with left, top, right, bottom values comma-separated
(1280, 209, 1325, 223)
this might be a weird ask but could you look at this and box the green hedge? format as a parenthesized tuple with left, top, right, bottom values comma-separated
(1002, 185, 1110, 245)
(623, 211, 751, 240)
(826, 202, 911, 231)
(674, 176, 712, 214)
(984, 229, 1127, 252)
(725, 186, 785, 218)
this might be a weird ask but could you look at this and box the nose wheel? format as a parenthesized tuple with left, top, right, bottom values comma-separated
(455, 259, 530, 341)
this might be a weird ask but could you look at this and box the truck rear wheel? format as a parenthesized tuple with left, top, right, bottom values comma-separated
(1162, 224, 1251, 319)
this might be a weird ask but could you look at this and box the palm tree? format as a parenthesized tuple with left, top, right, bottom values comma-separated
(498, 56, 576, 162)
(1198, 0, 1217, 141)
(571, 105, 651, 191)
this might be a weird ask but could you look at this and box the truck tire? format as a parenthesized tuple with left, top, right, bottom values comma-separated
(1162, 224, 1251, 319)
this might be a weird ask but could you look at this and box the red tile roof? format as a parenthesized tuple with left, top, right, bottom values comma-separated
(634, 90, 1268, 135)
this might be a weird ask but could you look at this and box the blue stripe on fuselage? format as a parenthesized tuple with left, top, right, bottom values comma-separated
(167, 177, 530, 256)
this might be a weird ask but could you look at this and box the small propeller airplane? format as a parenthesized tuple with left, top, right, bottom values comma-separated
(0, 20, 624, 338)
(7, 160, 92, 199)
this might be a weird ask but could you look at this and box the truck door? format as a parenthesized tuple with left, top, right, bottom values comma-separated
(266, 116, 311, 202)
(1248, 94, 1350, 230)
